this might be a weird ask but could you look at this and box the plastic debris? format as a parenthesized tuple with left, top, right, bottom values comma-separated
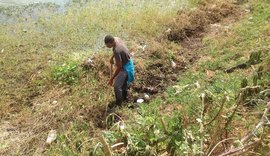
(137, 99, 144, 103)
(196, 118, 202, 123)
(46, 130, 57, 144)
(165, 28, 171, 33)
(171, 60, 176, 68)
(52, 100, 58, 105)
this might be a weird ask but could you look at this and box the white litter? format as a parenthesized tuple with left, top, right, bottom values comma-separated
(165, 28, 171, 33)
(196, 118, 202, 123)
(46, 130, 57, 144)
(171, 60, 176, 68)
(52, 100, 58, 105)
(137, 99, 144, 103)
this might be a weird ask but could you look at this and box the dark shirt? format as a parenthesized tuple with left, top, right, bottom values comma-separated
(113, 37, 130, 65)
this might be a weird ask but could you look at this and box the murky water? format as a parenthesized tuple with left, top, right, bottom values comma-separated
(0, 0, 70, 6)
(0, 0, 72, 23)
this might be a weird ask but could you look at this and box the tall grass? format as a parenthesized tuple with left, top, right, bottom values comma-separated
(0, 0, 189, 52)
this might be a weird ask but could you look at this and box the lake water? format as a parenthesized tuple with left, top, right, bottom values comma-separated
(0, 0, 70, 6)
(0, 0, 72, 23)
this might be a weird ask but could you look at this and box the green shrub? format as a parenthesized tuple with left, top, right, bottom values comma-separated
(52, 61, 80, 85)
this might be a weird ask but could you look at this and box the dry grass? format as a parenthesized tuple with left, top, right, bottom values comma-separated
(168, 1, 239, 41)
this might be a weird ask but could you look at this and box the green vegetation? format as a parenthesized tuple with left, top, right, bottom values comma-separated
(52, 60, 80, 85)
(0, 0, 269, 155)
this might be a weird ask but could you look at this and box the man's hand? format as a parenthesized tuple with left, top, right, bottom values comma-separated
(108, 78, 114, 86)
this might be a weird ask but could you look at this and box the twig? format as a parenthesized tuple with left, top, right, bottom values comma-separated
(92, 142, 101, 155)
(111, 142, 125, 150)
(225, 93, 243, 139)
(110, 64, 113, 79)
(218, 139, 261, 156)
(205, 93, 227, 126)
(200, 93, 206, 156)
(207, 137, 236, 156)
(239, 85, 260, 92)
(160, 117, 168, 134)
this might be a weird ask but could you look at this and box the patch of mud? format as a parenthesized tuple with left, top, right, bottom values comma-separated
(78, 105, 108, 128)
(78, 104, 124, 129)
(168, 2, 239, 42)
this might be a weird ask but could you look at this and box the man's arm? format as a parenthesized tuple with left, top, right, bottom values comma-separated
(111, 60, 122, 80)
(110, 55, 114, 65)
(108, 54, 122, 86)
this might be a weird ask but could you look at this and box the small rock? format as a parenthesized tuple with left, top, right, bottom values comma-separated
(137, 99, 144, 104)
(46, 130, 57, 144)
(52, 100, 58, 105)
(144, 94, 150, 100)
(1, 49, 4, 53)
(245, 9, 250, 13)
(195, 81, 201, 88)
(210, 23, 222, 28)
(119, 123, 125, 130)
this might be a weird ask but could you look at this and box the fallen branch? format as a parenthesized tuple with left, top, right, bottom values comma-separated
(218, 139, 261, 156)
(240, 102, 270, 144)
(219, 102, 270, 156)
(207, 137, 236, 156)
(225, 51, 262, 73)
(225, 63, 248, 73)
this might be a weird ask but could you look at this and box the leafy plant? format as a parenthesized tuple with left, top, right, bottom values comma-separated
(52, 61, 80, 85)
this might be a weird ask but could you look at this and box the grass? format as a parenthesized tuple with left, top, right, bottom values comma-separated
(86, 0, 269, 155)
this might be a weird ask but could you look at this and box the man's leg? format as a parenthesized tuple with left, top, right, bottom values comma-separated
(122, 76, 128, 101)
(114, 70, 128, 106)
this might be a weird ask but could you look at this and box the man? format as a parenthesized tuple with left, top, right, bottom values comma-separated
(104, 35, 135, 107)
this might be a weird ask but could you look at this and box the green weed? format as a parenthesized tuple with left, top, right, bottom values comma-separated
(52, 60, 80, 85)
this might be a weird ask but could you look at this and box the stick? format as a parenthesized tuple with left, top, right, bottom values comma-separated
(224, 93, 243, 139)
(110, 64, 113, 79)
(99, 135, 112, 156)
(207, 137, 236, 156)
(200, 93, 206, 156)
(160, 117, 168, 134)
(205, 93, 227, 126)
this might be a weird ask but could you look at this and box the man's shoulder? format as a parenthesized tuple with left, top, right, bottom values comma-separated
(114, 46, 122, 53)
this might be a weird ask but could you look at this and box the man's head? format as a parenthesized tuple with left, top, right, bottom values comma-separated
(104, 35, 115, 48)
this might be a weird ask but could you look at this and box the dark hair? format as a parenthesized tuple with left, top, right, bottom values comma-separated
(104, 35, 115, 44)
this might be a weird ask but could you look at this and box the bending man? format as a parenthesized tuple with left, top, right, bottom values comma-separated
(104, 35, 135, 106)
